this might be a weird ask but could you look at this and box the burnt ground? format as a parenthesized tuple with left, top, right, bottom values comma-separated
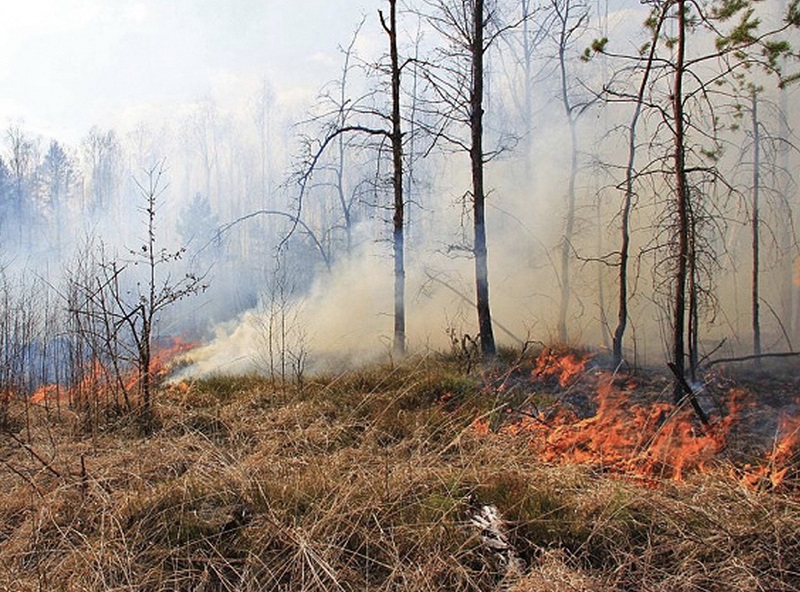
(482, 349, 800, 481)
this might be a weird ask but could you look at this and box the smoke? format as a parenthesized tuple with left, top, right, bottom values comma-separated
(3, 0, 800, 389)
(178, 241, 462, 378)
(178, 188, 567, 379)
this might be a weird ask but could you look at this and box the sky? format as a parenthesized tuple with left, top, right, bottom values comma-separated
(0, 0, 381, 142)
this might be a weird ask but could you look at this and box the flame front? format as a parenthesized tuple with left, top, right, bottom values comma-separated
(533, 348, 590, 387)
(30, 337, 196, 408)
(741, 412, 800, 490)
(475, 350, 797, 489)
(504, 374, 739, 481)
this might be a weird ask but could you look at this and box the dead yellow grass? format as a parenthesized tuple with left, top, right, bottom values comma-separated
(0, 356, 798, 591)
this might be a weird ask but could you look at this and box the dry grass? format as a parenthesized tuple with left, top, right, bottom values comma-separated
(0, 354, 799, 591)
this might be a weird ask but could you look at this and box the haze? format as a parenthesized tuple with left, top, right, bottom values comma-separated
(1, 0, 798, 380)
(1, 0, 378, 141)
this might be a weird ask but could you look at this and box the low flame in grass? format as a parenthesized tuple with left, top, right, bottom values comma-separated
(31, 359, 116, 407)
(484, 374, 743, 482)
(150, 337, 197, 379)
(30, 384, 62, 405)
(475, 349, 800, 486)
(30, 337, 197, 408)
(533, 348, 590, 387)
(741, 413, 800, 490)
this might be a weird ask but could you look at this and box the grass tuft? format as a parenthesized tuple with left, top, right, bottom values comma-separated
(1, 355, 799, 591)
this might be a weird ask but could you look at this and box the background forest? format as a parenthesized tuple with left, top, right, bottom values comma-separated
(2, 0, 800, 402)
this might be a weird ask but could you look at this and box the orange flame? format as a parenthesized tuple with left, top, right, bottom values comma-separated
(30, 384, 65, 406)
(741, 413, 800, 490)
(150, 337, 196, 379)
(474, 351, 773, 484)
(30, 337, 197, 407)
(515, 376, 742, 481)
(533, 348, 591, 387)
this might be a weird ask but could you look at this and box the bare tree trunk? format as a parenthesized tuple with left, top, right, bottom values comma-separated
(671, 0, 689, 402)
(552, 0, 589, 344)
(336, 30, 362, 255)
(783, 97, 800, 343)
(596, 0, 610, 350)
(557, 114, 578, 343)
(751, 89, 762, 363)
(596, 198, 611, 349)
(141, 180, 159, 425)
(140, 314, 152, 419)
(521, 0, 534, 185)
(382, 0, 407, 357)
(688, 216, 699, 381)
(612, 9, 663, 367)
(471, 0, 497, 357)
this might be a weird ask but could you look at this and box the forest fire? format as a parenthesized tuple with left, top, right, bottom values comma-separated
(475, 350, 799, 490)
(532, 348, 590, 387)
(741, 412, 800, 489)
(30, 384, 61, 406)
(30, 337, 196, 408)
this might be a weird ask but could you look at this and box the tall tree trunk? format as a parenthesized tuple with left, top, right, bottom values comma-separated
(557, 114, 578, 343)
(555, 4, 579, 344)
(672, 0, 689, 402)
(383, 0, 406, 356)
(140, 316, 152, 421)
(521, 0, 534, 185)
(688, 214, 699, 381)
(337, 54, 352, 254)
(471, 0, 497, 356)
(596, 197, 611, 349)
(751, 89, 762, 363)
(596, 0, 611, 350)
(612, 5, 664, 367)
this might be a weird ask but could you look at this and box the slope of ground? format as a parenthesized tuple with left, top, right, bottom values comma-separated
(0, 352, 798, 591)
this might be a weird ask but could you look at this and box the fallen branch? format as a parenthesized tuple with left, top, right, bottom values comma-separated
(509, 406, 552, 429)
(4, 431, 62, 478)
(0, 458, 44, 497)
(667, 362, 710, 426)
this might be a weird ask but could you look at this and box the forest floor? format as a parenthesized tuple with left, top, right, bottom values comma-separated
(0, 348, 799, 591)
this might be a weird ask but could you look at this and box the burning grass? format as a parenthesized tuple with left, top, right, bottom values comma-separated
(478, 374, 744, 483)
(30, 337, 198, 413)
(1, 350, 799, 591)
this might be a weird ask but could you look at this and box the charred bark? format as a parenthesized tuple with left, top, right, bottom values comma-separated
(671, 0, 689, 403)
(471, 0, 497, 357)
(751, 90, 762, 363)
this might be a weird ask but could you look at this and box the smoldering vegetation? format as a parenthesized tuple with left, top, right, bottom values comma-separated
(2, 0, 800, 589)
(1, 353, 799, 591)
